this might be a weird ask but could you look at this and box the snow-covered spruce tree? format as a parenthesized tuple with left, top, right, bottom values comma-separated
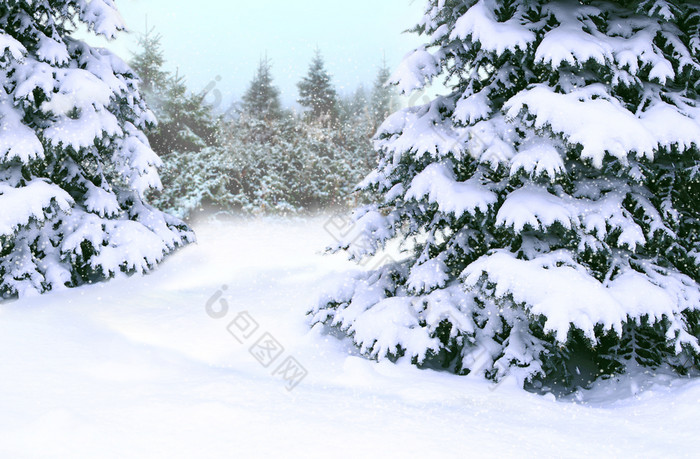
(298, 49, 339, 122)
(130, 28, 217, 157)
(0, 0, 193, 297)
(129, 26, 168, 108)
(242, 57, 283, 121)
(338, 85, 368, 125)
(154, 71, 218, 154)
(335, 88, 381, 181)
(370, 58, 396, 132)
(310, 0, 700, 391)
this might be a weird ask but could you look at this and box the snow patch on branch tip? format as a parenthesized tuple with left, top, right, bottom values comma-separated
(505, 85, 700, 168)
(451, 0, 535, 55)
(0, 98, 44, 163)
(462, 250, 695, 344)
(0, 180, 72, 237)
(406, 163, 497, 218)
(389, 47, 440, 94)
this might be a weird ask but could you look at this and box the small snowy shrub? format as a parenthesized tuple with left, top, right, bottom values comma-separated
(310, 0, 700, 392)
(0, 1, 193, 297)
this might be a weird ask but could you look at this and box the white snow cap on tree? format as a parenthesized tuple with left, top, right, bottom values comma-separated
(311, 0, 700, 392)
(0, 0, 193, 297)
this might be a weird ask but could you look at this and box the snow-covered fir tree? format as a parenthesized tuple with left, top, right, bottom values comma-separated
(310, 0, 700, 391)
(369, 58, 396, 131)
(298, 49, 339, 122)
(130, 28, 217, 156)
(336, 86, 381, 175)
(242, 57, 283, 120)
(129, 26, 168, 101)
(0, 0, 193, 298)
(338, 85, 368, 125)
(154, 71, 218, 154)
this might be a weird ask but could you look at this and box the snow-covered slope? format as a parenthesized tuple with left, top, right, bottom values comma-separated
(0, 217, 697, 458)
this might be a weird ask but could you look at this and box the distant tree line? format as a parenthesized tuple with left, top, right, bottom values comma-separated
(130, 28, 396, 218)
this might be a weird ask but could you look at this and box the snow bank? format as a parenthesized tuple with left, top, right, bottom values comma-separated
(0, 218, 698, 457)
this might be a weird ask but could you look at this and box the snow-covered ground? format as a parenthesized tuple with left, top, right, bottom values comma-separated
(0, 217, 698, 458)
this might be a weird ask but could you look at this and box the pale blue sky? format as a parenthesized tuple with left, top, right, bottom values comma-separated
(96, 0, 425, 109)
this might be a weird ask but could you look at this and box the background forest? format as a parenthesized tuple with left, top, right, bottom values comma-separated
(130, 29, 396, 219)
